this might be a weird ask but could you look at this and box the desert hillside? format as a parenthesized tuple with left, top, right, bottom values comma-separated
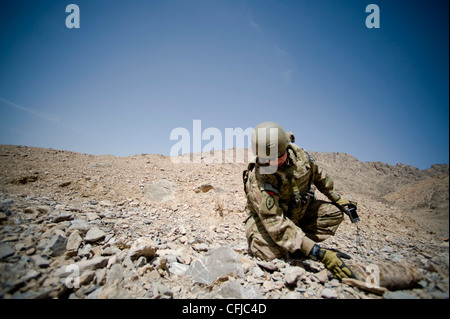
(310, 152, 449, 237)
(0, 144, 448, 299)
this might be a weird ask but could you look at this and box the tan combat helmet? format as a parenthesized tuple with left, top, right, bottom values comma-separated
(251, 121, 290, 160)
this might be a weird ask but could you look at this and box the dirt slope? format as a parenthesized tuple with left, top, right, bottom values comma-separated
(0, 145, 448, 300)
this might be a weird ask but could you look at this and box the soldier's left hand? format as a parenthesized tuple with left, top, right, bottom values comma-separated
(336, 196, 357, 210)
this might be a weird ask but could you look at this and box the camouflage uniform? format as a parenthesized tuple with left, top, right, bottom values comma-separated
(243, 143, 344, 261)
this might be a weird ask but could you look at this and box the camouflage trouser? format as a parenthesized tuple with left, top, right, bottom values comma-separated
(245, 200, 344, 260)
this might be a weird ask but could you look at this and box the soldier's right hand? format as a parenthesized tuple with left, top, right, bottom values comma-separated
(309, 245, 355, 280)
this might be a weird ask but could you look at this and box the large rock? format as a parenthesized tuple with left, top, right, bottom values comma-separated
(66, 231, 83, 256)
(68, 219, 90, 234)
(185, 246, 245, 285)
(98, 264, 130, 299)
(129, 237, 158, 260)
(144, 180, 178, 202)
(284, 266, 306, 286)
(84, 227, 106, 243)
(45, 235, 68, 257)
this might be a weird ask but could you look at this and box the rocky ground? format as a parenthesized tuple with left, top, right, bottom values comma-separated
(0, 144, 448, 299)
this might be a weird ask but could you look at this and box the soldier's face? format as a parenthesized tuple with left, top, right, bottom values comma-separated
(268, 151, 287, 167)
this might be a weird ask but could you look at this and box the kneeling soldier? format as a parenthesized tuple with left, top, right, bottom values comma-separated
(243, 121, 356, 279)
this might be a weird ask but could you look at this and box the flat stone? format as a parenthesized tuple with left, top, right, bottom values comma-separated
(52, 213, 74, 223)
(314, 269, 329, 284)
(59, 181, 71, 187)
(253, 266, 265, 278)
(78, 244, 92, 257)
(31, 255, 50, 268)
(78, 256, 109, 271)
(0, 244, 15, 260)
(23, 269, 41, 282)
(66, 231, 83, 255)
(80, 270, 96, 287)
(56, 256, 110, 278)
(68, 219, 90, 233)
(256, 260, 279, 272)
(193, 243, 208, 252)
(105, 264, 124, 286)
(262, 281, 279, 292)
(144, 180, 179, 202)
(185, 246, 245, 285)
(168, 262, 189, 276)
(321, 288, 338, 299)
(84, 227, 106, 243)
(85, 213, 100, 221)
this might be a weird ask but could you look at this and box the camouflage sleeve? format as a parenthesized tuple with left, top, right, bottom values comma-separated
(247, 170, 315, 255)
(310, 160, 341, 202)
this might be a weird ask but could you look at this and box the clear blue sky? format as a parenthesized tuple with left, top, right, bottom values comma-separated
(0, 0, 448, 169)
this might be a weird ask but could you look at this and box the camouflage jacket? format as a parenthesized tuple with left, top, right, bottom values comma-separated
(243, 143, 340, 254)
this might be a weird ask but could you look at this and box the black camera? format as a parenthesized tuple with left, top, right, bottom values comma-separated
(346, 204, 360, 223)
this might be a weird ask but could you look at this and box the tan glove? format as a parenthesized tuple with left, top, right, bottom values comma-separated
(336, 196, 357, 210)
(309, 244, 356, 280)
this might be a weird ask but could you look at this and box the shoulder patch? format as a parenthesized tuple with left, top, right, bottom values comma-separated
(266, 195, 275, 210)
